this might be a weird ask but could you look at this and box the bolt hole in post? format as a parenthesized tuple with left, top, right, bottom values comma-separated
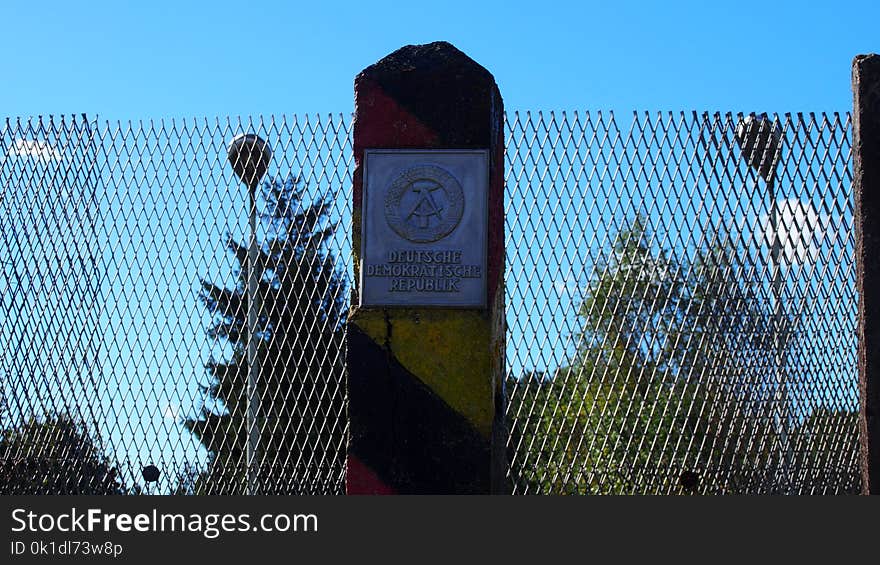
(735, 114, 792, 493)
(227, 134, 272, 495)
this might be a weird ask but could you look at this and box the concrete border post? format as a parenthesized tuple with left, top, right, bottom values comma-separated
(345, 41, 508, 494)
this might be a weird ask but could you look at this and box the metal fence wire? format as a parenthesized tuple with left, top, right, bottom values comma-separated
(0, 111, 859, 495)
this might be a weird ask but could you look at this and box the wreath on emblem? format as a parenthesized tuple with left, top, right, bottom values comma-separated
(384, 164, 465, 243)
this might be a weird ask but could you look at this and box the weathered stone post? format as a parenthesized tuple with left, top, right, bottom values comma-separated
(345, 42, 507, 494)
(854, 53, 880, 494)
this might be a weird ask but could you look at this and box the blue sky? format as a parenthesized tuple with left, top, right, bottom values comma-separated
(1, 0, 877, 119)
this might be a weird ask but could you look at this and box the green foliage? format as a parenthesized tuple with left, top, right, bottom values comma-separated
(507, 216, 819, 494)
(184, 175, 346, 494)
(0, 413, 132, 495)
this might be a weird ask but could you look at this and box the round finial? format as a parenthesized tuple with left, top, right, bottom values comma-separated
(227, 133, 272, 190)
(735, 114, 782, 182)
(142, 464, 160, 483)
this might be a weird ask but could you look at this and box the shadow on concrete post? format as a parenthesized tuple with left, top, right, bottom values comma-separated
(854, 53, 880, 495)
(345, 42, 508, 494)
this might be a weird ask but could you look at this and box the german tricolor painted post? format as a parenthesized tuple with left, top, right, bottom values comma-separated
(346, 41, 507, 494)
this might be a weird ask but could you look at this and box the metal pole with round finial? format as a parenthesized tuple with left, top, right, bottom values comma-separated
(227, 133, 272, 495)
(735, 113, 791, 493)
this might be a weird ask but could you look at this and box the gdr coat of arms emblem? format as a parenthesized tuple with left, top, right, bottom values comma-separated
(383, 164, 465, 243)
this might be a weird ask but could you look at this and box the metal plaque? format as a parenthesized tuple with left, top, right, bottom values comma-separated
(361, 149, 489, 307)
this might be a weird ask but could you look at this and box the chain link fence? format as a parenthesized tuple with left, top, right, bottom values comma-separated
(0, 111, 859, 495)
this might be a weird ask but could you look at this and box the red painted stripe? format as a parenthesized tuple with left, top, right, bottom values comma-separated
(346, 454, 397, 495)
(353, 76, 440, 210)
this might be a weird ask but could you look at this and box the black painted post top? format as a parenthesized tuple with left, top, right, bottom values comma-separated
(355, 41, 502, 148)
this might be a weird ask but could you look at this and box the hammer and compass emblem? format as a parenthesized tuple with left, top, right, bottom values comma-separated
(384, 164, 465, 243)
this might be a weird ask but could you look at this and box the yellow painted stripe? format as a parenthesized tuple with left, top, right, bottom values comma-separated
(352, 308, 494, 439)
(351, 309, 389, 346)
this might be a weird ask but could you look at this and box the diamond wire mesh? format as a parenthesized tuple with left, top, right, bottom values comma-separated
(505, 111, 858, 494)
(0, 114, 353, 495)
(0, 111, 859, 495)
